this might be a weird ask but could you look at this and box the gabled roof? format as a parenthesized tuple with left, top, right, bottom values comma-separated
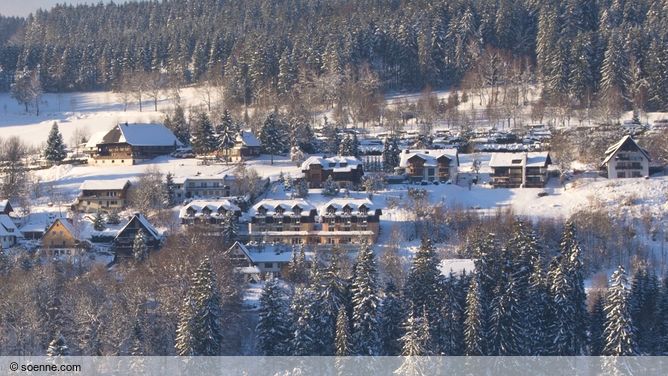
(301, 156, 363, 172)
(44, 218, 77, 239)
(399, 149, 459, 168)
(229, 241, 297, 264)
(0, 214, 18, 237)
(319, 198, 381, 216)
(80, 179, 130, 191)
(601, 135, 651, 167)
(235, 130, 261, 147)
(0, 200, 12, 214)
(251, 199, 316, 216)
(489, 152, 551, 168)
(115, 214, 161, 241)
(99, 123, 182, 147)
(179, 199, 241, 218)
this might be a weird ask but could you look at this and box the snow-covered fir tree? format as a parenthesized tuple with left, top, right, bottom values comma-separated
(488, 261, 524, 355)
(382, 136, 400, 173)
(311, 254, 349, 355)
(221, 211, 238, 245)
(464, 274, 486, 355)
(322, 175, 339, 196)
(351, 242, 380, 355)
(629, 267, 660, 354)
(132, 229, 148, 262)
(395, 307, 432, 376)
(260, 112, 288, 165)
(338, 133, 360, 157)
(289, 287, 318, 355)
(440, 272, 465, 355)
(216, 109, 237, 162)
(335, 308, 351, 356)
(190, 112, 217, 155)
(44, 122, 67, 164)
(175, 257, 224, 355)
(378, 282, 405, 355)
(294, 179, 309, 198)
(589, 292, 606, 356)
(93, 212, 105, 231)
(257, 278, 290, 355)
(164, 105, 189, 145)
(602, 265, 638, 356)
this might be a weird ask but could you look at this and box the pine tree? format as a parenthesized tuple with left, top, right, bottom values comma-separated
(395, 307, 432, 376)
(47, 333, 69, 356)
(166, 105, 190, 145)
(93, 212, 105, 231)
(216, 109, 237, 162)
(295, 179, 309, 198)
(464, 274, 486, 355)
(190, 112, 217, 155)
(175, 257, 224, 355)
(629, 267, 660, 354)
(165, 172, 175, 206)
(560, 222, 588, 354)
(589, 292, 606, 356)
(378, 283, 405, 355)
(440, 273, 465, 355)
(289, 287, 318, 355)
(602, 265, 638, 356)
(335, 308, 351, 356)
(322, 175, 339, 196)
(257, 279, 290, 355)
(221, 211, 238, 245)
(382, 136, 400, 173)
(260, 112, 287, 165)
(311, 255, 349, 355)
(351, 242, 380, 355)
(488, 262, 523, 355)
(44, 122, 67, 163)
(132, 229, 148, 262)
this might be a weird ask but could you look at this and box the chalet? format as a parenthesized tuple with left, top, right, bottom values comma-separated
(87, 123, 182, 166)
(39, 218, 88, 258)
(73, 179, 131, 213)
(489, 152, 552, 188)
(228, 241, 297, 279)
(399, 149, 459, 183)
(113, 214, 162, 257)
(18, 211, 67, 240)
(0, 214, 19, 249)
(228, 130, 262, 161)
(179, 199, 242, 225)
(317, 198, 382, 246)
(301, 156, 364, 188)
(248, 199, 317, 245)
(601, 135, 650, 179)
(0, 200, 13, 215)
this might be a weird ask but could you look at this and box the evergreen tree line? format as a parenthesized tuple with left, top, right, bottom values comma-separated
(0, 0, 665, 110)
(257, 220, 667, 356)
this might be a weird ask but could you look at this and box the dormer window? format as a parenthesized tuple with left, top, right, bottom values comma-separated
(327, 206, 336, 215)
(293, 206, 302, 216)
(511, 159, 522, 164)
(275, 207, 285, 216)
(343, 205, 352, 215)
(258, 207, 267, 216)
(359, 205, 368, 215)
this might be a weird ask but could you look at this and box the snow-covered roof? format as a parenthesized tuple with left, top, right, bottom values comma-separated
(601, 135, 651, 166)
(182, 174, 236, 183)
(115, 213, 161, 240)
(19, 211, 67, 235)
(85, 130, 108, 149)
(488, 152, 551, 168)
(80, 179, 130, 191)
(399, 149, 459, 168)
(0, 200, 10, 213)
(230, 241, 301, 264)
(251, 199, 316, 216)
(0, 214, 18, 237)
(179, 199, 241, 218)
(319, 198, 381, 216)
(45, 218, 77, 238)
(301, 156, 363, 172)
(99, 123, 182, 147)
(235, 130, 261, 147)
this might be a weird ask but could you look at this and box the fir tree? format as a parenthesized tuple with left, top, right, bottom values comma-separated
(289, 287, 318, 355)
(378, 283, 405, 355)
(190, 112, 217, 155)
(602, 265, 638, 356)
(216, 109, 237, 163)
(259, 112, 287, 165)
(335, 308, 351, 356)
(395, 307, 432, 376)
(488, 263, 523, 355)
(93, 212, 105, 231)
(132, 229, 148, 262)
(106, 211, 120, 225)
(629, 267, 660, 354)
(257, 279, 290, 355)
(382, 136, 400, 173)
(175, 257, 224, 356)
(221, 211, 238, 245)
(589, 292, 606, 356)
(165, 172, 175, 206)
(295, 179, 309, 198)
(322, 175, 339, 196)
(464, 274, 486, 355)
(167, 105, 190, 145)
(312, 254, 349, 355)
(351, 242, 380, 355)
(44, 122, 67, 163)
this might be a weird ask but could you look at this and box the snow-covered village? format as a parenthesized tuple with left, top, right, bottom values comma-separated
(0, 0, 667, 373)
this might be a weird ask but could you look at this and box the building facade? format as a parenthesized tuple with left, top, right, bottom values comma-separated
(179, 199, 242, 225)
(601, 135, 651, 178)
(399, 149, 459, 182)
(301, 156, 364, 188)
(0, 214, 19, 249)
(489, 152, 552, 188)
(73, 179, 131, 213)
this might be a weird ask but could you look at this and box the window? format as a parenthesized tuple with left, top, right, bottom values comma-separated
(264, 263, 274, 269)
(617, 171, 626, 178)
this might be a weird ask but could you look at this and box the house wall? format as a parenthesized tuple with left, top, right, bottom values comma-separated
(74, 189, 127, 213)
(1, 235, 16, 249)
(607, 151, 649, 178)
(42, 221, 77, 248)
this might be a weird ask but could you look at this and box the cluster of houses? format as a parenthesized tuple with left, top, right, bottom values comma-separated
(0, 119, 655, 279)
